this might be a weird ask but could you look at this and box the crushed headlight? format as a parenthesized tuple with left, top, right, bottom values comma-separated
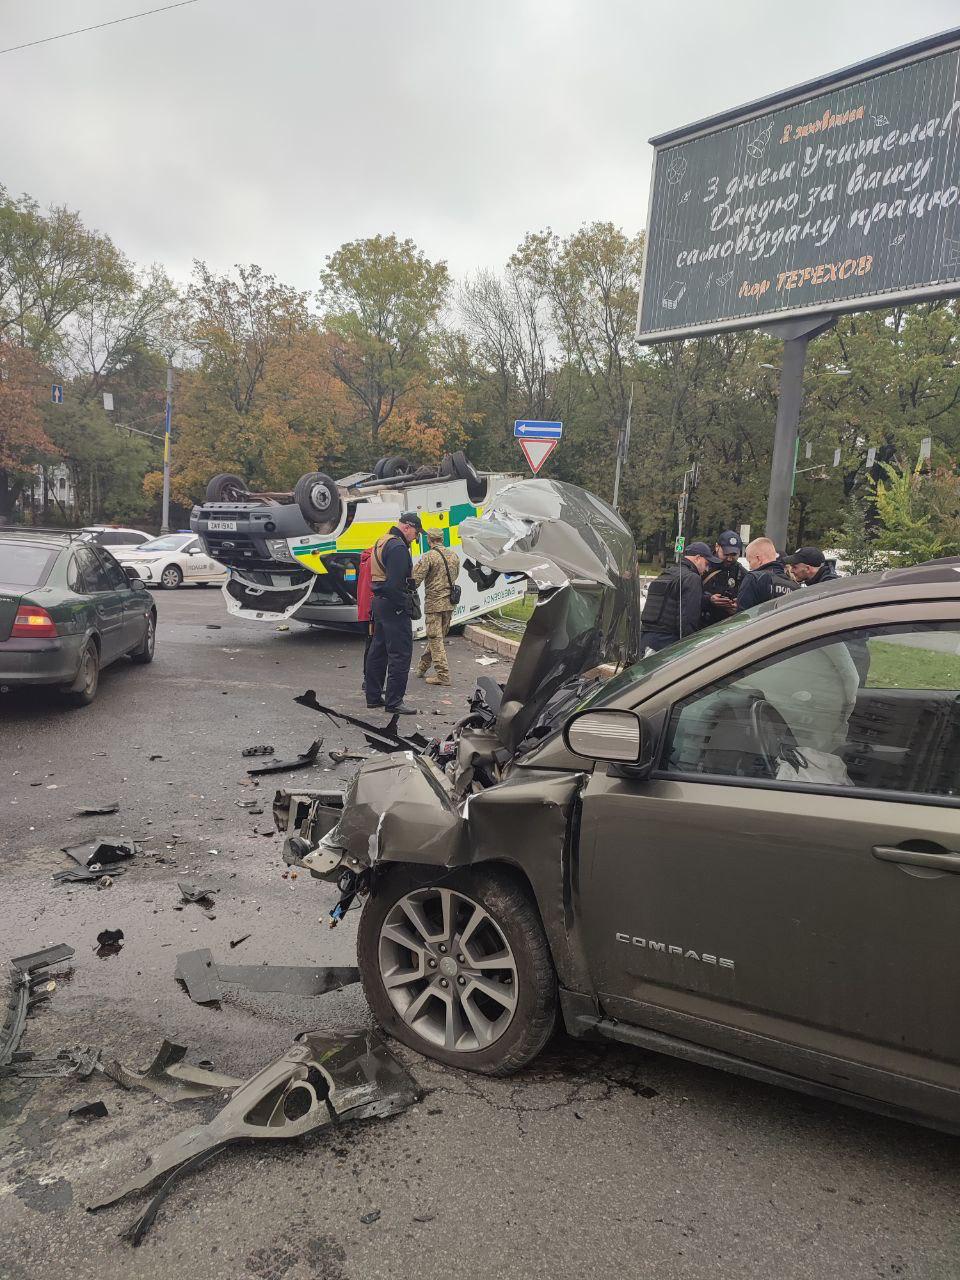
(266, 538, 297, 563)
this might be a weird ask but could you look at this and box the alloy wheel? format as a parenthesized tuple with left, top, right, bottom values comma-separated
(378, 886, 518, 1052)
(161, 566, 182, 588)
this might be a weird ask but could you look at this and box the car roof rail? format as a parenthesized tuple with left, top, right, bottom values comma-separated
(0, 525, 84, 539)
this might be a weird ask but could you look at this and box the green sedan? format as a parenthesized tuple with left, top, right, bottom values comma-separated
(0, 529, 156, 706)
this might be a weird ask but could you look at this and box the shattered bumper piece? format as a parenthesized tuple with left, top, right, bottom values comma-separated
(175, 948, 359, 1005)
(88, 1028, 421, 1245)
(1, 944, 75, 1072)
(246, 738, 322, 776)
(100, 1038, 242, 1101)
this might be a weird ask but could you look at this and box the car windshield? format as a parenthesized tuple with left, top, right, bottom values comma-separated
(139, 535, 192, 552)
(0, 541, 57, 588)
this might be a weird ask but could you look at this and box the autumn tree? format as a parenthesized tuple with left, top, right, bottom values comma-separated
(0, 191, 129, 362)
(0, 342, 55, 521)
(319, 235, 449, 454)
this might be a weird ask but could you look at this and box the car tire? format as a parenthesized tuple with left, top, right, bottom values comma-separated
(357, 863, 557, 1076)
(294, 471, 342, 532)
(449, 450, 486, 503)
(205, 473, 248, 502)
(130, 611, 156, 664)
(380, 456, 412, 479)
(63, 641, 100, 707)
(373, 457, 390, 480)
(160, 564, 182, 589)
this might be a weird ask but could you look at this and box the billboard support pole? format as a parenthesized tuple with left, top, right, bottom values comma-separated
(762, 316, 834, 551)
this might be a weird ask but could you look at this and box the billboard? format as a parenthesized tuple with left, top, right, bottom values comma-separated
(636, 30, 960, 342)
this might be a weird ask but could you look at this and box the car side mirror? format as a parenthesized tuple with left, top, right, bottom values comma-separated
(123, 565, 143, 582)
(564, 709, 654, 772)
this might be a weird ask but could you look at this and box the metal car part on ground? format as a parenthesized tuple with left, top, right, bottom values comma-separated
(189, 453, 526, 631)
(174, 948, 360, 1005)
(275, 488, 960, 1133)
(1, 945, 75, 1072)
(88, 1028, 421, 1246)
(100, 1038, 243, 1102)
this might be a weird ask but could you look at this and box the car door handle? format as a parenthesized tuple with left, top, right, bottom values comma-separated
(872, 844, 960, 873)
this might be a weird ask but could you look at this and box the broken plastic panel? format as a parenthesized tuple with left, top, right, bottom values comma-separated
(1, 945, 76, 1073)
(88, 1029, 421, 1245)
(62, 838, 138, 869)
(246, 738, 322, 776)
(100, 1038, 242, 1101)
(175, 948, 360, 1005)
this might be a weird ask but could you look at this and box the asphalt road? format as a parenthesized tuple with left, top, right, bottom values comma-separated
(1, 588, 958, 1280)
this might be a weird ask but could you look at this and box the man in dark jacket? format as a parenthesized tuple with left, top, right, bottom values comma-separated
(640, 541, 722, 654)
(736, 537, 799, 611)
(701, 530, 746, 623)
(784, 546, 840, 587)
(365, 511, 423, 714)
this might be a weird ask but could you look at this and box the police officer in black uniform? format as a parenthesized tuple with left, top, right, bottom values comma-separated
(365, 511, 423, 714)
(784, 546, 839, 587)
(736, 537, 799, 611)
(639, 541, 722, 654)
(701, 530, 746, 623)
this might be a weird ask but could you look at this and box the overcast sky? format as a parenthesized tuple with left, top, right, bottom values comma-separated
(1, 0, 957, 292)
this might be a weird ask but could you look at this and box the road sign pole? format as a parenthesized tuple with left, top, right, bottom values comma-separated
(160, 353, 173, 534)
(763, 317, 834, 551)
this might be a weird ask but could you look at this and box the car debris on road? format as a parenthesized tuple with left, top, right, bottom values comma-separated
(245, 738, 322, 775)
(175, 948, 359, 1005)
(1, 944, 76, 1074)
(62, 837, 139, 870)
(87, 1028, 421, 1245)
(99, 1037, 242, 1101)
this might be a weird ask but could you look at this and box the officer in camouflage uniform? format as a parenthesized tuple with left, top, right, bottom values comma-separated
(412, 528, 460, 686)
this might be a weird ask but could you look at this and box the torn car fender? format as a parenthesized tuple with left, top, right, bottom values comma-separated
(457, 769, 592, 993)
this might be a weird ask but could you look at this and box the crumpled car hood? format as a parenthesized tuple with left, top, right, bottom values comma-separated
(458, 479, 641, 753)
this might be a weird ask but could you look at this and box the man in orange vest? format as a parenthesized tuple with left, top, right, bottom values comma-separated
(365, 512, 422, 714)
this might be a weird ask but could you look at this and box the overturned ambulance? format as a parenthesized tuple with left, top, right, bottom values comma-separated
(189, 453, 526, 633)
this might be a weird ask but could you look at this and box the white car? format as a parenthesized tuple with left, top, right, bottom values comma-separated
(115, 533, 228, 589)
(80, 525, 152, 553)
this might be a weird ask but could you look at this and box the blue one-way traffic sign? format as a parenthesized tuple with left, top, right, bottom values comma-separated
(514, 420, 562, 439)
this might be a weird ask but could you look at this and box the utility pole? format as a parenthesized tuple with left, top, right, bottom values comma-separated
(160, 352, 173, 533)
(612, 381, 634, 511)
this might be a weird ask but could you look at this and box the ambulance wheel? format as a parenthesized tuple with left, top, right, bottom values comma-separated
(374, 457, 390, 479)
(381, 456, 413, 479)
(450, 451, 486, 503)
(205, 473, 248, 502)
(294, 472, 342, 532)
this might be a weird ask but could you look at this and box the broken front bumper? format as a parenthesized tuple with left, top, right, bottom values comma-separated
(277, 754, 463, 885)
(222, 571, 317, 622)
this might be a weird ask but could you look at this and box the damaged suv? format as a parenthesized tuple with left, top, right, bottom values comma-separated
(283, 479, 960, 1135)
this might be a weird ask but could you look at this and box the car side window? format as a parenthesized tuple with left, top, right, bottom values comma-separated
(661, 621, 960, 801)
(66, 555, 83, 593)
(96, 549, 128, 591)
(75, 545, 112, 592)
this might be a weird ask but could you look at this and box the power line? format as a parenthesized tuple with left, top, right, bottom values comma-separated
(0, 1, 201, 57)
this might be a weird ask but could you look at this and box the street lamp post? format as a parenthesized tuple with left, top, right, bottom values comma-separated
(160, 352, 173, 534)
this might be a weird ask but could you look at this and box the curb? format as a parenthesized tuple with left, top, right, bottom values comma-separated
(465, 622, 618, 678)
(464, 624, 520, 659)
